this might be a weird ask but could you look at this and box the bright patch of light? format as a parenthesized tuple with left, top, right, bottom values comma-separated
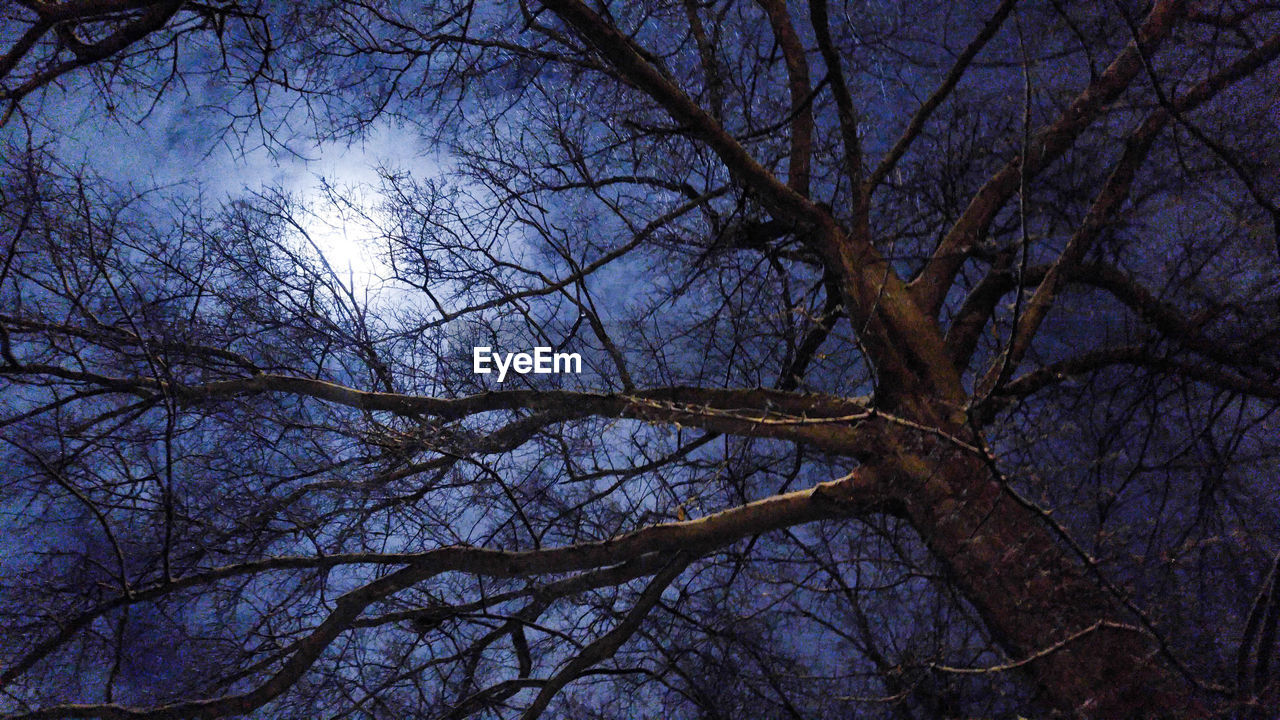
(296, 184, 389, 289)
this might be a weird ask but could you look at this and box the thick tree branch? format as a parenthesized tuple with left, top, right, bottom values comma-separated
(2, 1, 187, 123)
(755, 0, 814, 196)
(973, 119, 1162, 397)
(946, 29, 1280, 378)
(1, 470, 890, 719)
(909, 0, 1186, 316)
(991, 345, 1280, 404)
(681, 0, 726, 119)
(808, 0, 865, 211)
(538, 0, 965, 405)
(536, 0, 821, 224)
(949, 260, 1280, 379)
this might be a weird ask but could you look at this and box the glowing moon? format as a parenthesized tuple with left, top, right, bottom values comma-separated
(297, 188, 387, 286)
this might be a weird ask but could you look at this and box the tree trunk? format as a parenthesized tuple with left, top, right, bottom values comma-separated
(894, 427, 1197, 717)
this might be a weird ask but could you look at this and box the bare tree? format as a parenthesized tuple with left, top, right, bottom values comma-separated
(2, 1, 1280, 718)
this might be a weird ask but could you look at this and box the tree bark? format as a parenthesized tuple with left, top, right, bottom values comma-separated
(884, 417, 1199, 717)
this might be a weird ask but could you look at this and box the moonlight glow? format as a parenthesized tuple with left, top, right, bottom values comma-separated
(297, 186, 387, 286)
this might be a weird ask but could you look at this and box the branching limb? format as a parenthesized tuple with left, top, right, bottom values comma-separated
(0, 469, 888, 719)
(518, 553, 690, 720)
(755, 0, 814, 196)
(989, 346, 1280, 410)
(866, 0, 1020, 194)
(909, 0, 1187, 316)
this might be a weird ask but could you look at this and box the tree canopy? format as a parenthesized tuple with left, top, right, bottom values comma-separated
(2, 1, 1279, 718)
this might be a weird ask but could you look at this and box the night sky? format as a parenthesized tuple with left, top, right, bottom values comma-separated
(2, 2, 1279, 718)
